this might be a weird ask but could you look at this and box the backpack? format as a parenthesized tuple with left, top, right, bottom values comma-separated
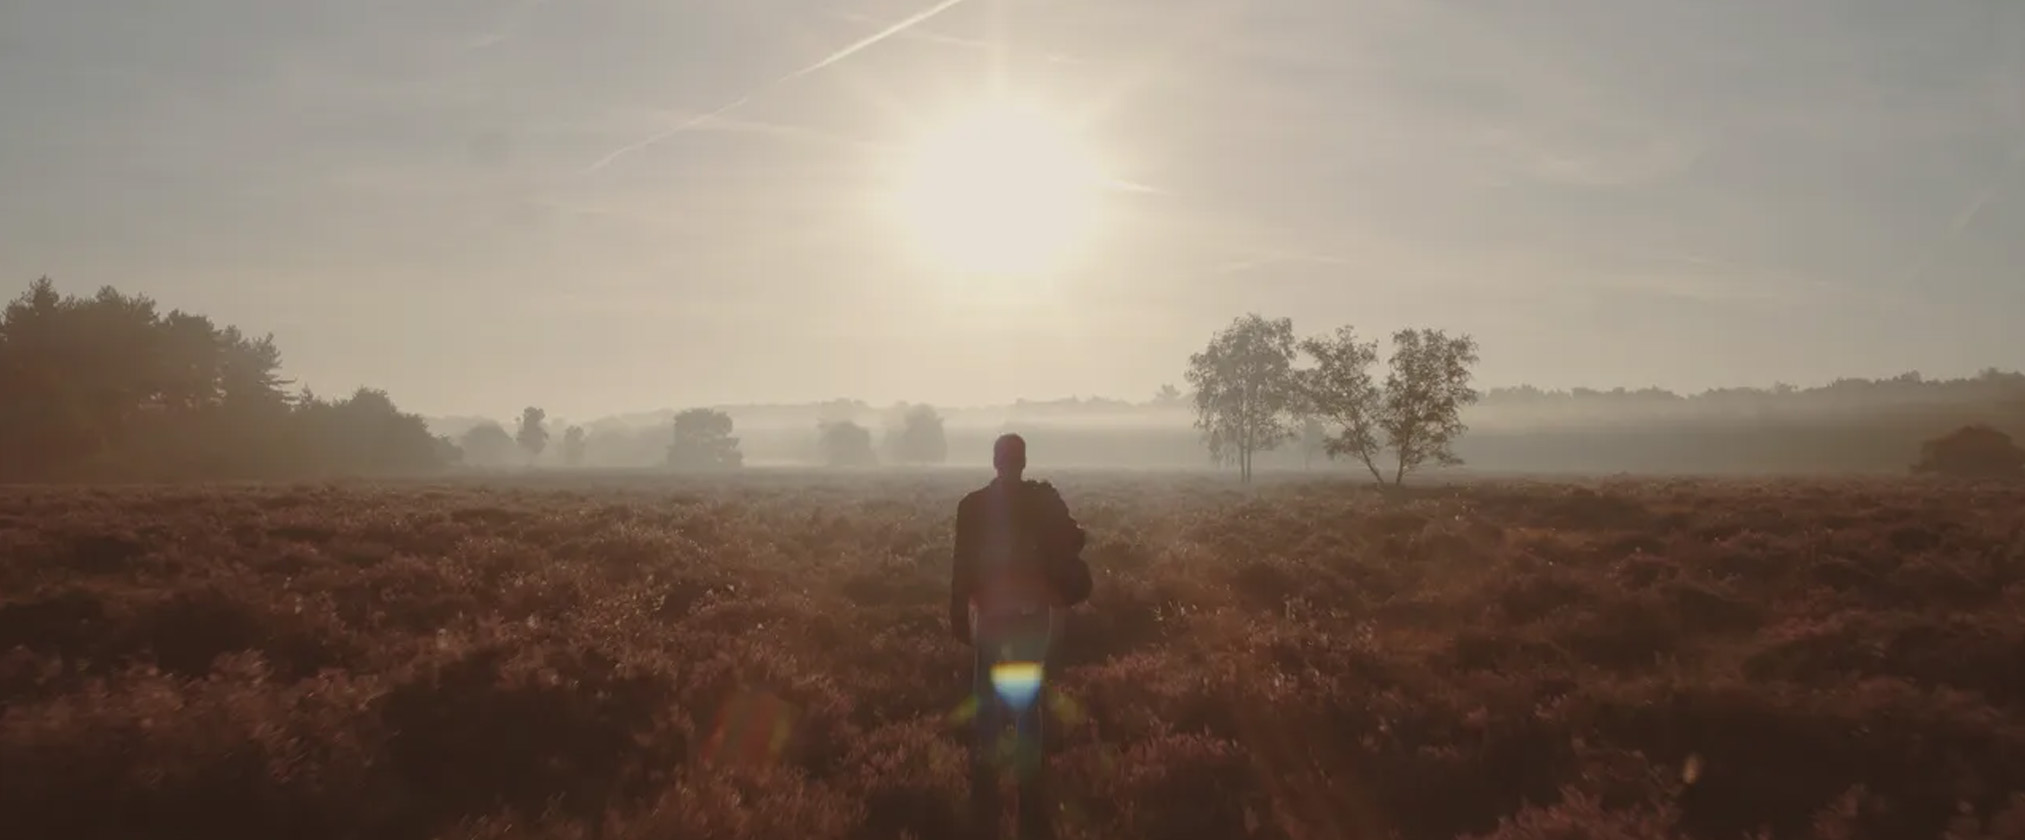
(1052, 549, 1093, 607)
(1020, 480, 1093, 607)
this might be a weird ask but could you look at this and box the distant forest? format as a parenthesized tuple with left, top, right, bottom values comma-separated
(0, 279, 451, 481)
(441, 371, 2025, 476)
(4, 277, 2022, 480)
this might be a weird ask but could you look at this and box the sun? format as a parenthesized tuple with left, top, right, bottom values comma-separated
(887, 99, 1109, 279)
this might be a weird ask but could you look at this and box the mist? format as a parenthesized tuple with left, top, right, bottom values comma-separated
(426, 369, 2025, 477)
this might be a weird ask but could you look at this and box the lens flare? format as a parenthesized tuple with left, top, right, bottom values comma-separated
(990, 660, 1045, 712)
(699, 689, 796, 768)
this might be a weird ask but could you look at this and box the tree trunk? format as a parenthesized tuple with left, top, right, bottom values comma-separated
(1238, 417, 1252, 483)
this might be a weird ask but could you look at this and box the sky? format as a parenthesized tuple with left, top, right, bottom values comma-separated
(2, 0, 2022, 420)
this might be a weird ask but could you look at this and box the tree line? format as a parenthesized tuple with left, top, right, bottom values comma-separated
(0, 278, 449, 481)
(0, 276, 970, 480)
(9, 276, 2018, 480)
(446, 402, 953, 471)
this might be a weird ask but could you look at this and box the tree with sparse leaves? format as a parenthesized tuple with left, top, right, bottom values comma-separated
(1293, 324, 1481, 485)
(1185, 313, 1300, 482)
(1297, 325, 1387, 483)
(1376, 328, 1481, 484)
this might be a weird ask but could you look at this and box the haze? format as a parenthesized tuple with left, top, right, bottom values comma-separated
(3, 0, 2021, 420)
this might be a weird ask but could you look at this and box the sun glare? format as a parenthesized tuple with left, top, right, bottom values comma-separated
(889, 100, 1108, 279)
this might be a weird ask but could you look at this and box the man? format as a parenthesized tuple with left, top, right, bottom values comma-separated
(950, 433, 1090, 840)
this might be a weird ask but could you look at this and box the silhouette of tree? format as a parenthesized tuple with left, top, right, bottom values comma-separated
(1379, 328, 1481, 484)
(217, 326, 291, 408)
(458, 422, 517, 468)
(562, 425, 587, 467)
(1297, 325, 1387, 483)
(1185, 313, 1299, 482)
(1, 278, 111, 475)
(0, 276, 439, 480)
(433, 434, 463, 467)
(818, 419, 877, 468)
(885, 404, 948, 464)
(154, 311, 222, 411)
(667, 408, 742, 470)
(1913, 425, 2024, 479)
(515, 407, 549, 465)
(295, 388, 448, 475)
(1154, 383, 1183, 405)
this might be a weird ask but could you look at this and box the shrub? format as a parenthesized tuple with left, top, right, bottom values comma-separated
(1913, 425, 2025, 479)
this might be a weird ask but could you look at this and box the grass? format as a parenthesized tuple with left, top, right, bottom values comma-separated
(2, 471, 2024, 840)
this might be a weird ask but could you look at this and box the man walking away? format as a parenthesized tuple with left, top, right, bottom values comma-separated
(950, 433, 1091, 840)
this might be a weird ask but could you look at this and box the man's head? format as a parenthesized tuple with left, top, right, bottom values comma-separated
(993, 433, 1027, 480)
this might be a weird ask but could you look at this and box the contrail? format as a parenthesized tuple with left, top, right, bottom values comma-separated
(782, 0, 975, 84)
(582, 95, 756, 174)
(581, 0, 975, 175)
(827, 10, 1081, 64)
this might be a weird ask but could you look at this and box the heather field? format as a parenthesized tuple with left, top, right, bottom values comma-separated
(3, 473, 2024, 840)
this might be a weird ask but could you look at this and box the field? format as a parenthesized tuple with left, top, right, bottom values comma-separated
(3, 472, 2024, 840)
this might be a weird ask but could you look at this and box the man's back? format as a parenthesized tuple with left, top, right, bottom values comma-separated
(952, 478, 1085, 618)
(951, 434, 1086, 840)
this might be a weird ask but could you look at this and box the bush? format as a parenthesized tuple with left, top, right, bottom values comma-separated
(1913, 425, 2025, 479)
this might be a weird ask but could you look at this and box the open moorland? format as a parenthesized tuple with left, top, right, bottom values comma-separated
(3, 473, 2023, 840)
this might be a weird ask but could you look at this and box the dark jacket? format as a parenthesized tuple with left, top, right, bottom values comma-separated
(950, 478, 1088, 641)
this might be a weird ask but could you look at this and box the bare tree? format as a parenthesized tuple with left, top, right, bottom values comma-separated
(1185, 313, 1299, 482)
